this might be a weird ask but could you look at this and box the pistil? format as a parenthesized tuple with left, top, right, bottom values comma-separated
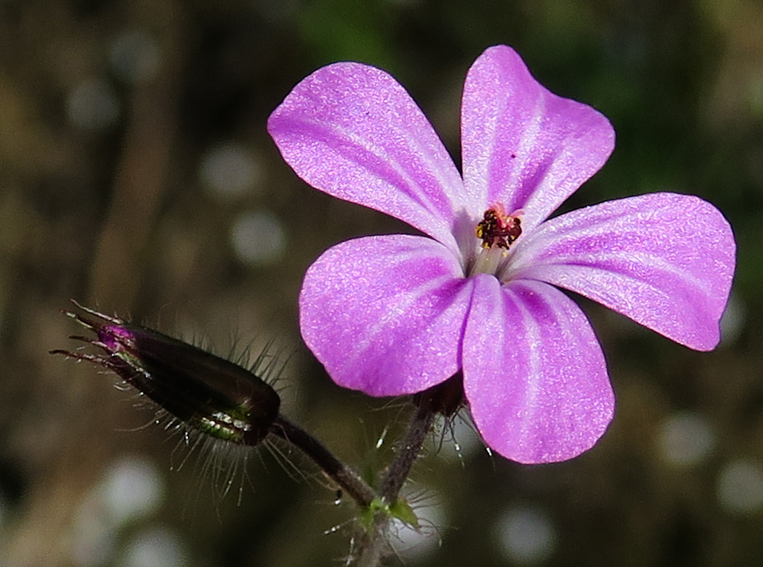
(470, 205, 522, 277)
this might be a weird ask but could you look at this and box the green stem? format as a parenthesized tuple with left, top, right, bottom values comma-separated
(380, 401, 435, 503)
(354, 400, 436, 566)
(271, 415, 375, 509)
(274, 395, 440, 567)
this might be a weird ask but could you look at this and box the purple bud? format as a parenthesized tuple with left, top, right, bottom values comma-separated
(51, 302, 280, 446)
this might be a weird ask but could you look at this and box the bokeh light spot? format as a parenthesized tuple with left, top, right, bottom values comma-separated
(494, 504, 557, 565)
(392, 493, 446, 563)
(117, 527, 189, 567)
(199, 143, 261, 201)
(109, 29, 161, 84)
(717, 459, 763, 514)
(657, 412, 716, 467)
(99, 455, 165, 526)
(66, 78, 120, 131)
(230, 210, 286, 266)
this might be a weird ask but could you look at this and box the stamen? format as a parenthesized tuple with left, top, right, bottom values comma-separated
(475, 206, 522, 250)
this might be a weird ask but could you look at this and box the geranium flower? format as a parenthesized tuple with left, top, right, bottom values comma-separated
(268, 45, 735, 464)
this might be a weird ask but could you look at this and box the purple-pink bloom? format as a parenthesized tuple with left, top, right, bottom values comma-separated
(268, 45, 736, 464)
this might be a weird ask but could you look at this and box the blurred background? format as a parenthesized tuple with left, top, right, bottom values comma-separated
(0, 0, 762, 565)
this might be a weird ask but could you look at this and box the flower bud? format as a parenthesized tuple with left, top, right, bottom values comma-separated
(51, 302, 280, 446)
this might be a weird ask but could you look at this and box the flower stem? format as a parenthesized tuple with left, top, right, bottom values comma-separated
(380, 400, 435, 504)
(271, 415, 376, 509)
(354, 399, 436, 566)
(273, 401, 436, 567)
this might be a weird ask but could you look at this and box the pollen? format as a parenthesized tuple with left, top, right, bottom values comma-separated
(475, 206, 522, 249)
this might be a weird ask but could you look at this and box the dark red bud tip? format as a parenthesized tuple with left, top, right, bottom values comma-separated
(53, 301, 281, 446)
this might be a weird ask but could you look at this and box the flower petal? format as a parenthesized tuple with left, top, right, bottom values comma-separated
(461, 45, 615, 230)
(509, 193, 736, 350)
(463, 276, 614, 464)
(269, 62, 465, 252)
(299, 234, 474, 396)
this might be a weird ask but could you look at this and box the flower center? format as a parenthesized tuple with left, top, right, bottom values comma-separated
(469, 205, 522, 278)
(475, 205, 522, 249)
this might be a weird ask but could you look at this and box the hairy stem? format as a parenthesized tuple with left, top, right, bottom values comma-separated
(380, 401, 435, 503)
(355, 400, 436, 566)
(272, 415, 376, 509)
(274, 398, 439, 567)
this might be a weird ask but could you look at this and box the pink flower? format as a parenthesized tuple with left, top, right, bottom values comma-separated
(268, 45, 735, 464)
